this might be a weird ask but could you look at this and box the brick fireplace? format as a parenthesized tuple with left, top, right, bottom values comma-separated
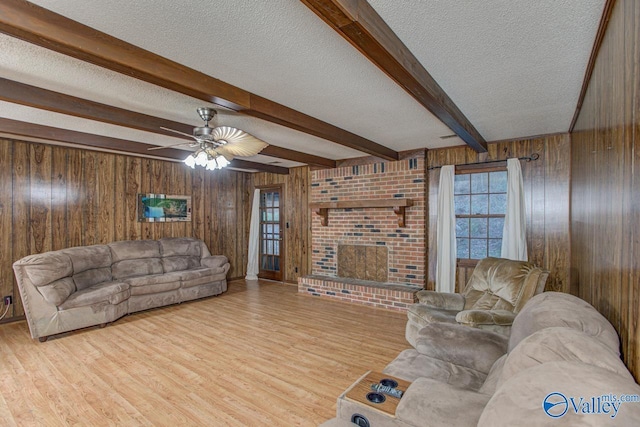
(298, 155, 426, 311)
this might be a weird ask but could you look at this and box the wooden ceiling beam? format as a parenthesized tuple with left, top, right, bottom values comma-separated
(0, 78, 336, 168)
(0, 0, 396, 161)
(301, 0, 488, 153)
(0, 117, 290, 174)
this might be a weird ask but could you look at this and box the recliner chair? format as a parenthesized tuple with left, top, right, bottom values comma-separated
(405, 257, 549, 346)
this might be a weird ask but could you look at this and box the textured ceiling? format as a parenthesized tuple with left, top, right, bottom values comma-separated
(0, 0, 605, 169)
(367, 0, 605, 141)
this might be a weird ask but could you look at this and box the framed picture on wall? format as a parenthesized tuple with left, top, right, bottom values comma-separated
(137, 193, 192, 222)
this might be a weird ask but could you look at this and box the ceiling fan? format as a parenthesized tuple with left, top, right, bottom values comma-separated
(149, 107, 269, 170)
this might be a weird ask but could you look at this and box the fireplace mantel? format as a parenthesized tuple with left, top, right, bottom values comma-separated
(310, 198, 414, 227)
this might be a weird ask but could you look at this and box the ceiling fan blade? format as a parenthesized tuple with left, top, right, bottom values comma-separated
(212, 126, 269, 160)
(160, 126, 195, 139)
(147, 141, 195, 151)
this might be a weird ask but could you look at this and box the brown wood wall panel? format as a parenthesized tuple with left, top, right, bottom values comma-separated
(97, 154, 116, 244)
(84, 152, 98, 245)
(251, 167, 311, 283)
(0, 140, 14, 320)
(124, 157, 141, 241)
(11, 142, 30, 317)
(139, 159, 153, 241)
(66, 149, 83, 248)
(113, 156, 127, 242)
(51, 148, 68, 250)
(29, 144, 52, 255)
(571, 0, 640, 381)
(190, 169, 205, 241)
(0, 138, 250, 321)
(426, 134, 571, 293)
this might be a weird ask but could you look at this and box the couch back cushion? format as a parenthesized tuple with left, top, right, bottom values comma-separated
(463, 258, 548, 313)
(478, 354, 507, 395)
(15, 251, 76, 305)
(499, 327, 632, 390)
(38, 277, 76, 306)
(478, 362, 640, 426)
(508, 292, 620, 354)
(109, 240, 163, 280)
(63, 245, 113, 291)
(17, 251, 72, 287)
(159, 238, 202, 273)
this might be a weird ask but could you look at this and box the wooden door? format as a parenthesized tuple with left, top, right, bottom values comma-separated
(259, 187, 283, 280)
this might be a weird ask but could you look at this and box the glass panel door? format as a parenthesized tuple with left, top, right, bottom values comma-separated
(259, 187, 283, 280)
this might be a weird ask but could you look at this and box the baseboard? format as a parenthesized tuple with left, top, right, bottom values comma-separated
(0, 315, 25, 325)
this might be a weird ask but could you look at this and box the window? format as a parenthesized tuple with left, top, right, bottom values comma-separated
(454, 169, 507, 261)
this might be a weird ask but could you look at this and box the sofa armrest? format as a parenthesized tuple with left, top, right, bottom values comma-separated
(456, 309, 516, 327)
(415, 290, 465, 310)
(415, 323, 508, 374)
(201, 255, 229, 269)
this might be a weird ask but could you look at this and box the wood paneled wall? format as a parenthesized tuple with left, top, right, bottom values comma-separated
(0, 138, 250, 322)
(250, 167, 312, 283)
(426, 134, 571, 293)
(570, 0, 640, 381)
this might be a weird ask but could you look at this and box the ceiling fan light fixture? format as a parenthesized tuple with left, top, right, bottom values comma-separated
(183, 143, 231, 171)
(195, 150, 209, 167)
(183, 154, 197, 169)
(205, 155, 229, 171)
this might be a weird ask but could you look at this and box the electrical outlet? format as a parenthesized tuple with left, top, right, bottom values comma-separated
(4, 296, 12, 306)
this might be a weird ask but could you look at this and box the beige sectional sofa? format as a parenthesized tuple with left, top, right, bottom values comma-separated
(13, 237, 230, 341)
(322, 292, 640, 426)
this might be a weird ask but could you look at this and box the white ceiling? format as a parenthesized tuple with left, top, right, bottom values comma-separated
(0, 0, 604, 169)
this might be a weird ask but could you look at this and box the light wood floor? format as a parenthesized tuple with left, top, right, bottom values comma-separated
(0, 280, 409, 426)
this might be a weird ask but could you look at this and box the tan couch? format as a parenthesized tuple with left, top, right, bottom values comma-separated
(405, 257, 549, 346)
(322, 292, 640, 426)
(13, 237, 230, 341)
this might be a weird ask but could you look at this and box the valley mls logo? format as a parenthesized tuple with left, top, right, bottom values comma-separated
(543, 392, 569, 418)
(543, 392, 630, 419)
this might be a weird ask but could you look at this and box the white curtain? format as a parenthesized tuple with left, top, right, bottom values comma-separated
(436, 165, 457, 293)
(245, 189, 261, 280)
(501, 158, 528, 261)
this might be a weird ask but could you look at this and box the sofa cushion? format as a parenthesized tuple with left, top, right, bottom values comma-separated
(160, 238, 205, 273)
(180, 267, 223, 288)
(159, 237, 202, 257)
(478, 354, 507, 395)
(397, 377, 491, 427)
(463, 258, 547, 313)
(63, 245, 112, 272)
(108, 240, 160, 262)
(416, 289, 465, 310)
(59, 281, 130, 309)
(162, 256, 200, 273)
(407, 305, 459, 328)
(383, 348, 488, 391)
(125, 272, 183, 296)
(455, 309, 516, 327)
(72, 267, 112, 291)
(479, 362, 640, 426)
(201, 255, 229, 269)
(37, 277, 76, 306)
(112, 258, 163, 280)
(18, 251, 72, 287)
(415, 322, 508, 374)
(509, 292, 620, 354)
(498, 327, 632, 390)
